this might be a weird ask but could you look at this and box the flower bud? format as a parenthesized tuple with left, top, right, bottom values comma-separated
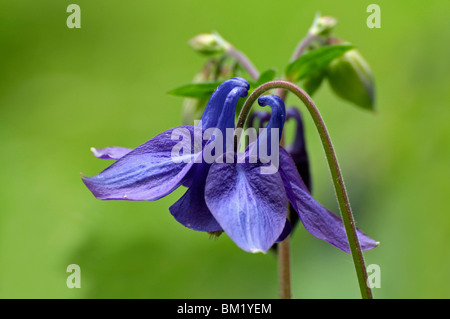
(308, 14, 337, 37)
(326, 49, 375, 110)
(188, 32, 230, 56)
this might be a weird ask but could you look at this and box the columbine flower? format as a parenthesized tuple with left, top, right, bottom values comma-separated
(83, 77, 249, 234)
(82, 77, 377, 253)
(204, 95, 377, 252)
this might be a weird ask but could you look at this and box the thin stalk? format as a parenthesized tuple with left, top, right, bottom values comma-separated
(227, 46, 260, 81)
(276, 32, 317, 299)
(237, 80, 373, 299)
(278, 32, 318, 101)
(278, 133, 291, 299)
(277, 218, 291, 299)
(277, 32, 318, 102)
(290, 32, 318, 62)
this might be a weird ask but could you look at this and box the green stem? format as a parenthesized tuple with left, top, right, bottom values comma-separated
(237, 80, 373, 299)
(278, 136, 291, 299)
(290, 32, 317, 62)
(278, 216, 291, 299)
(278, 33, 318, 101)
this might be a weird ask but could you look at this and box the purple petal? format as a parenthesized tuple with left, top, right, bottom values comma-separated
(82, 126, 202, 201)
(276, 219, 291, 243)
(169, 79, 250, 232)
(200, 77, 249, 130)
(90, 146, 133, 160)
(285, 107, 312, 192)
(278, 147, 378, 253)
(169, 163, 222, 232)
(205, 154, 287, 253)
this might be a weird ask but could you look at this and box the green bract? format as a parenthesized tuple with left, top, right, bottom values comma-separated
(285, 44, 354, 82)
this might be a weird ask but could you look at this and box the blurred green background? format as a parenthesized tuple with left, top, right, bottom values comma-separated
(1, 0, 449, 299)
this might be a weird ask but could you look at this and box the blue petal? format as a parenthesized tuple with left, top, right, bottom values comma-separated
(278, 147, 378, 253)
(83, 126, 203, 201)
(169, 163, 222, 232)
(169, 79, 249, 232)
(205, 153, 287, 253)
(247, 95, 285, 159)
(276, 219, 291, 243)
(285, 107, 311, 191)
(258, 95, 286, 135)
(90, 146, 133, 160)
(200, 77, 249, 130)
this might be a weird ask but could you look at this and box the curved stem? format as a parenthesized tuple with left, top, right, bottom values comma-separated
(278, 135, 291, 299)
(276, 34, 318, 299)
(237, 80, 373, 299)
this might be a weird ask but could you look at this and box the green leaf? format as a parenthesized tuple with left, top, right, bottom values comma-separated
(302, 70, 325, 96)
(285, 44, 354, 82)
(168, 81, 223, 98)
(255, 69, 277, 87)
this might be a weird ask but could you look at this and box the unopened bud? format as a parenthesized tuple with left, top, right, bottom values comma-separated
(188, 32, 230, 56)
(309, 14, 337, 37)
(326, 49, 375, 110)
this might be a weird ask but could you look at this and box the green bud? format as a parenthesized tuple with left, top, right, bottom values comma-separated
(326, 49, 375, 110)
(309, 13, 338, 37)
(188, 32, 230, 56)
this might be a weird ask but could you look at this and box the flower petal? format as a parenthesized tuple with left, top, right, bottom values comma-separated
(169, 163, 222, 232)
(169, 79, 249, 232)
(90, 146, 133, 160)
(200, 77, 249, 130)
(205, 154, 287, 253)
(82, 126, 202, 201)
(278, 147, 378, 253)
(276, 219, 291, 243)
(285, 107, 312, 191)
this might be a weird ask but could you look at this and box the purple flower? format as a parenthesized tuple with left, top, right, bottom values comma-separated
(204, 95, 377, 252)
(248, 106, 311, 247)
(83, 77, 249, 232)
(82, 78, 378, 253)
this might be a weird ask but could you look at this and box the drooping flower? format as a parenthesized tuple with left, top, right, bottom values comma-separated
(82, 77, 378, 254)
(82, 77, 249, 212)
(204, 95, 377, 252)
